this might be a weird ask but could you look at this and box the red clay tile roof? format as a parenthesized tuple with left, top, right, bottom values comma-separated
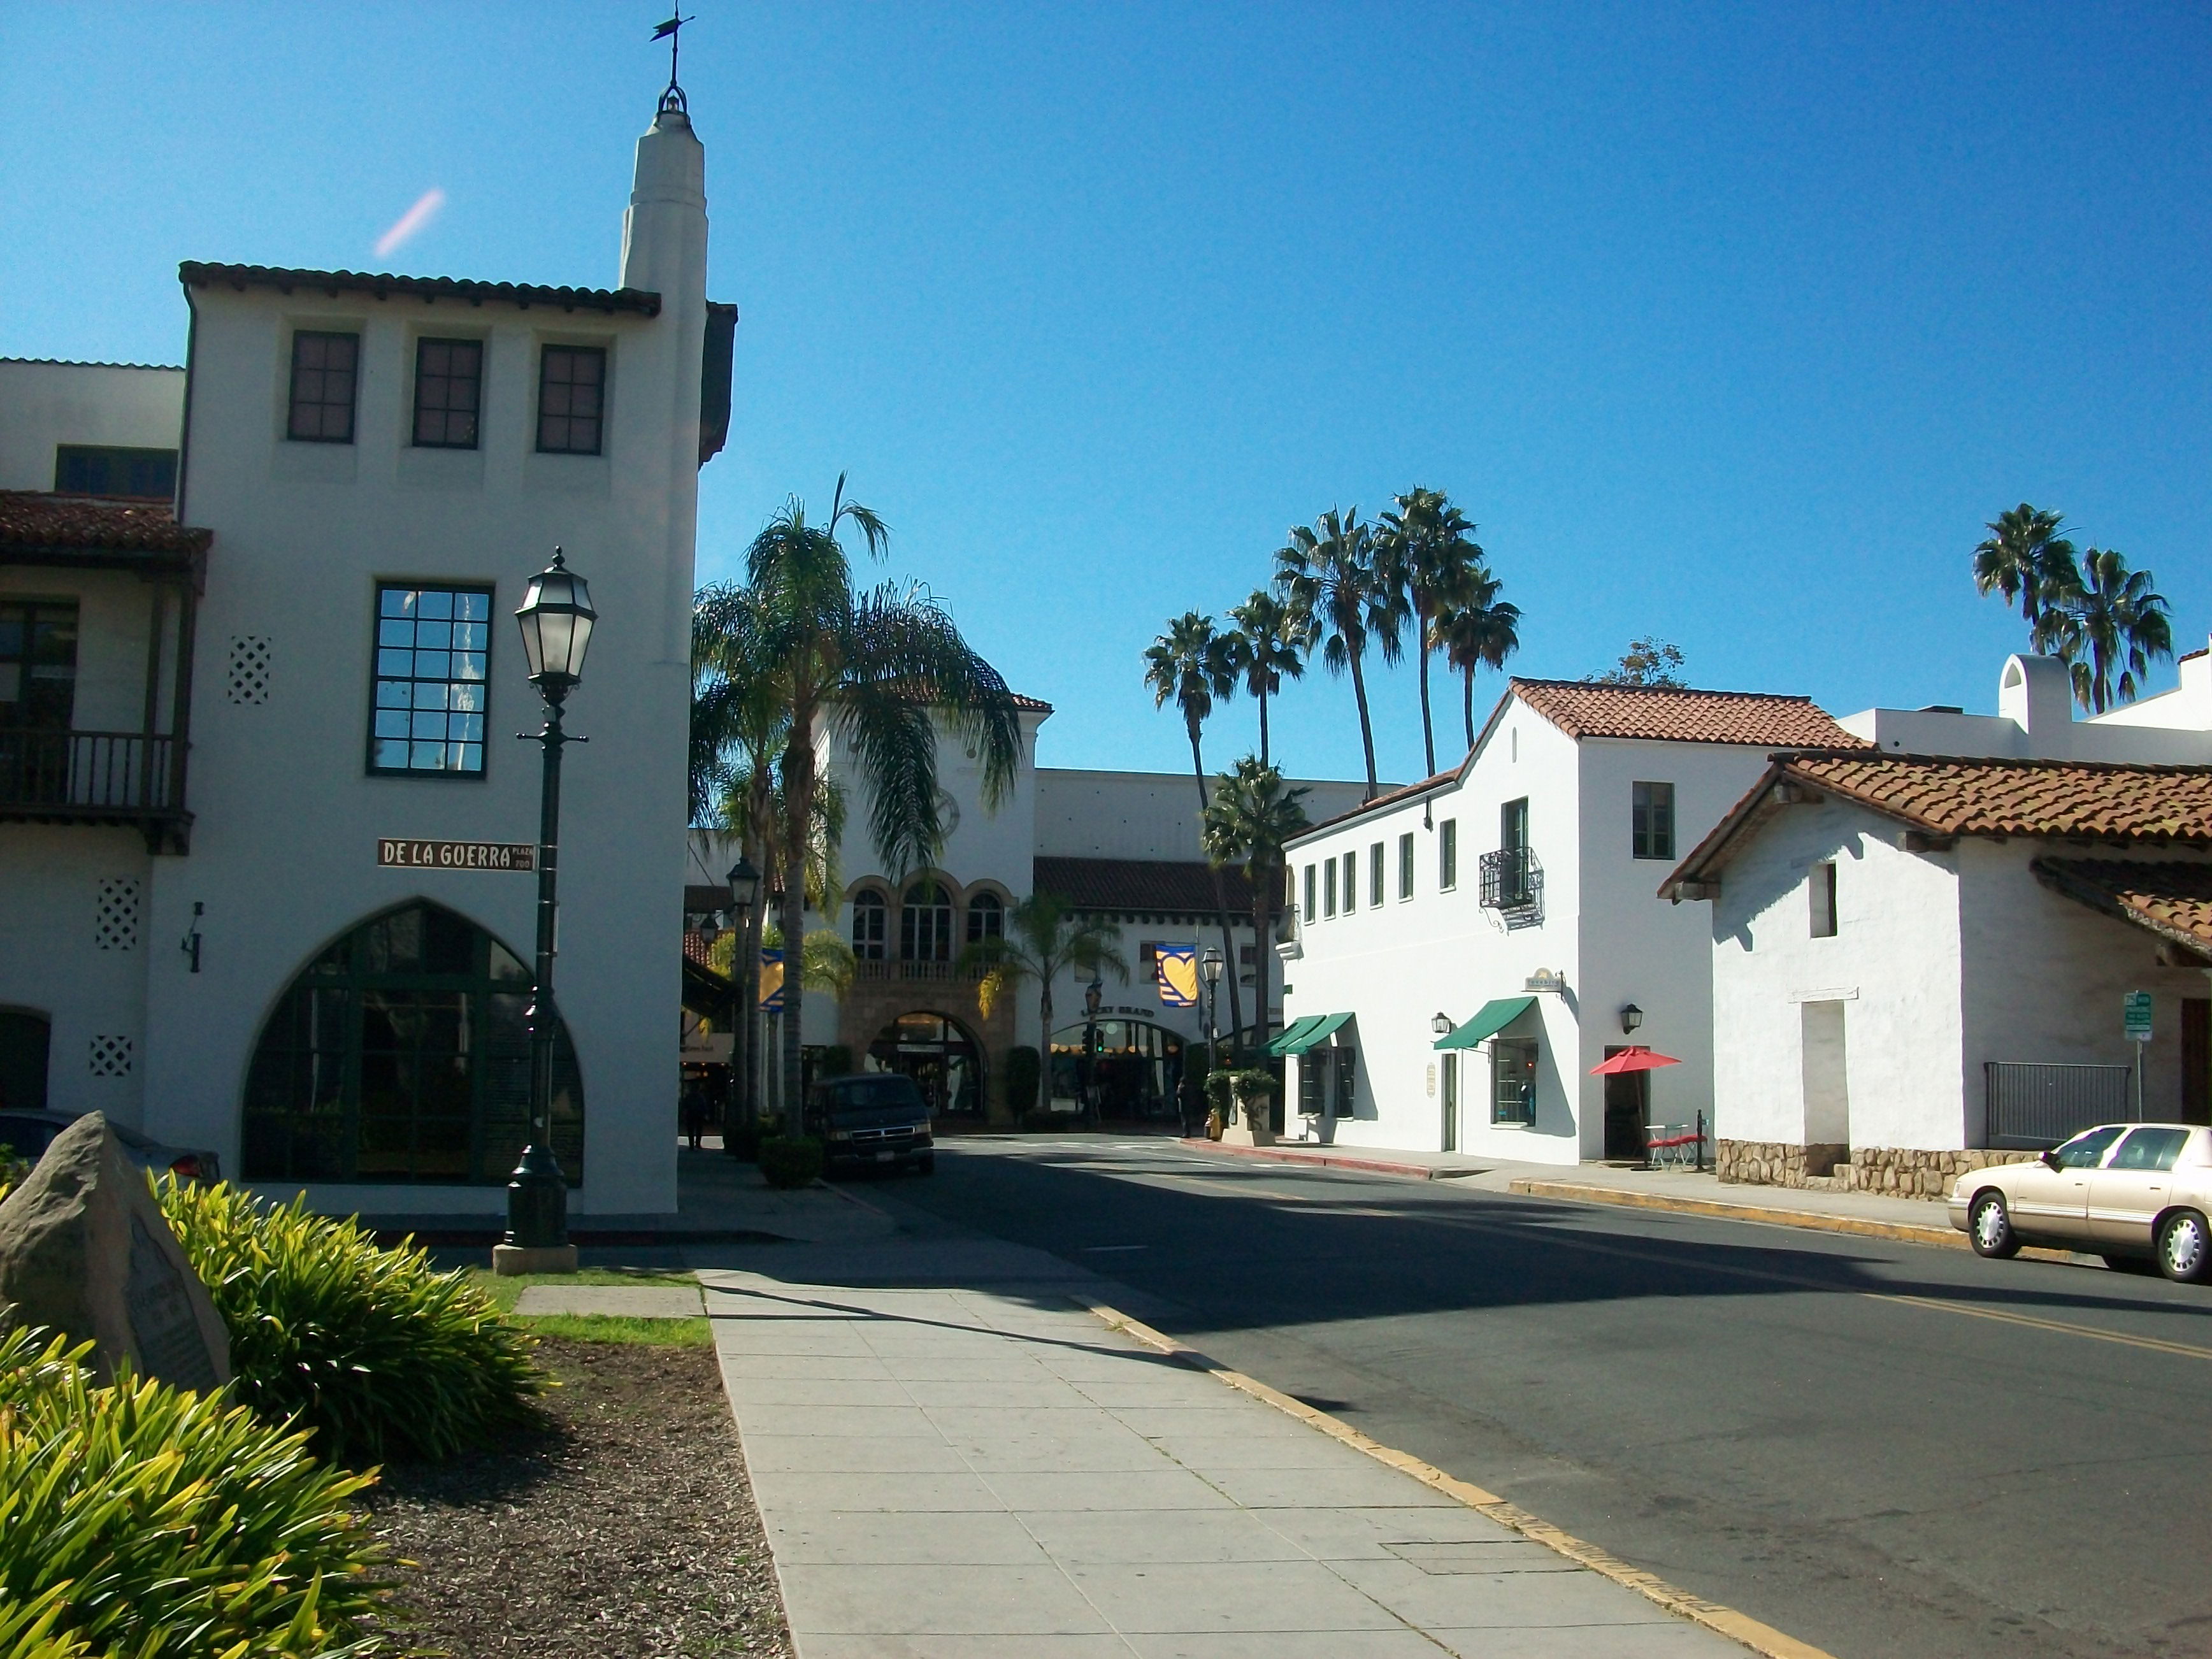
(0, 491, 210, 557)
(180, 262, 660, 317)
(867, 677, 1051, 714)
(1034, 857, 1255, 915)
(1512, 679, 1864, 747)
(2032, 859, 2212, 956)
(1780, 752, 2212, 843)
(1663, 751, 2212, 899)
(1299, 770, 1454, 837)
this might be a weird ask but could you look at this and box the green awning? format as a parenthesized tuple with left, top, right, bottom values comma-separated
(1268, 1012, 1351, 1056)
(1434, 996, 1537, 1050)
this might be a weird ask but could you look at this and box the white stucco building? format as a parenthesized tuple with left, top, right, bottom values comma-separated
(1663, 648, 2212, 1193)
(1, 87, 733, 1219)
(688, 715, 1368, 1124)
(1274, 679, 1860, 1165)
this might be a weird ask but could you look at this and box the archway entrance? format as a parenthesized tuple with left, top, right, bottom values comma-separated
(0, 1009, 50, 1114)
(866, 1011, 984, 1118)
(1049, 1018, 1185, 1124)
(242, 901, 582, 1185)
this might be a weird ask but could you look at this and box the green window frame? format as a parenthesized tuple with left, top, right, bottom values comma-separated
(1304, 863, 1317, 923)
(243, 901, 582, 1186)
(1439, 819, 1458, 891)
(1398, 831, 1414, 900)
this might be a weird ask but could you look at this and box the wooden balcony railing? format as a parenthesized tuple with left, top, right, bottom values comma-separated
(0, 727, 190, 847)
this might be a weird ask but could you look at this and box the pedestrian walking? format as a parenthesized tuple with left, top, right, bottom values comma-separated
(682, 1076, 710, 1149)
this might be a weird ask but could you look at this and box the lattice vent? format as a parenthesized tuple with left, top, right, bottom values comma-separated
(95, 877, 141, 951)
(88, 1035, 134, 1077)
(227, 635, 271, 705)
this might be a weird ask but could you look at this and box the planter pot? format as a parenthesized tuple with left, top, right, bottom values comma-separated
(1205, 1109, 1224, 1141)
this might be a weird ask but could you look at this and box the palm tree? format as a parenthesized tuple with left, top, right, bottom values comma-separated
(2043, 547, 2174, 713)
(1274, 508, 1404, 800)
(746, 475, 1024, 1119)
(1226, 589, 1308, 769)
(1200, 758, 1311, 1054)
(1973, 504, 2080, 636)
(962, 893, 1128, 1117)
(1379, 488, 1486, 777)
(1142, 612, 1246, 1046)
(1435, 574, 1521, 752)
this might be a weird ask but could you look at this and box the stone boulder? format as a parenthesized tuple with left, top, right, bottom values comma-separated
(0, 1112, 232, 1391)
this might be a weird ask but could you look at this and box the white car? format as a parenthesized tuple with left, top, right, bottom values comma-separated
(1948, 1122, 2212, 1282)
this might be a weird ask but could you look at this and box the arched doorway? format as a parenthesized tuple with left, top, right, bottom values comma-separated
(241, 901, 582, 1185)
(865, 1011, 984, 1118)
(1049, 1017, 1185, 1123)
(0, 1009, 50, 1114)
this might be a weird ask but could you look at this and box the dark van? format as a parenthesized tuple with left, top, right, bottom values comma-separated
(807, 1074, 935, 1176)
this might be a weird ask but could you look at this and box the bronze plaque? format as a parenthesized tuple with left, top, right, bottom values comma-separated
(378, 838, 536, 872)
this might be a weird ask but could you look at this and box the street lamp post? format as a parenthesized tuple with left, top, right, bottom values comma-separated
(1200, 945, 1224, 1119)
(496, 548, 596, 1275)
(1082, 977, 1103, 1126)
(724, 854, 761, 1151)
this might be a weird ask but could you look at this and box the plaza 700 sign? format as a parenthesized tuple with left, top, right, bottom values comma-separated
(377, 838, 536, 872)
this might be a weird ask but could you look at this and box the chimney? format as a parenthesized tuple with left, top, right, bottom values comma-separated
(1996, 654, 2074, 753)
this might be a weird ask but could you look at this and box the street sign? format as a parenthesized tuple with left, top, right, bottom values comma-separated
(378, 838, 536, 872)
(2124, 990, 2153, 1043)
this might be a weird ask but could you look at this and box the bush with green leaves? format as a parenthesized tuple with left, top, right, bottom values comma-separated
(1003, 1046, 1041, 1117)
(0, 1326, 397, 1658)
(159, 1180, 542, 1464)
(758, 1135, 824, 1188)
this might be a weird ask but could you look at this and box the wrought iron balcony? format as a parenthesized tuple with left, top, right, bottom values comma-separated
(0, 728, 191, 850)
(1479, 845, 1542, 910)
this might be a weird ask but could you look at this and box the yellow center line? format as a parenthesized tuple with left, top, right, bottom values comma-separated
(1871, 1292, 2212, 1360)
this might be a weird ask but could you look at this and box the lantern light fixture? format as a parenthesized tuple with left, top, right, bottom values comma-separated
(513, 547, 598, 694)
(1431, 1010, 1454, 1036)
(1620, 1003, 1644, 1035)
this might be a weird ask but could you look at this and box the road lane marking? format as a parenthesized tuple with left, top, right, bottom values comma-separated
(1088, 1302, 1839, 1659)
(1871, 1291, 2212, 1360)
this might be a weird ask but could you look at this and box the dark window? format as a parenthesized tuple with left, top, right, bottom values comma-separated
(242, 901, 580, 1186)
(287, 330, 359, 443)
(1439, 819, 1459, 891)
(901, 880, 953, 962)
(0, 602, 78, 729)
(2109, 1126, 2189, 1172)
(1493, 1036, 1537, 1125)
(1369, 842, 1384, 907)
(851, 890, 887, 960)
(369, 585, 492, 777)
(1341, 852, 1358, 912)
(1501, 796, 1528, 852)
(1398, 832, 1414, 900)
(1333, 1046, 1357, 1118)
(1809, 861, 1837, 937)
(412, 338, 483, 449)
(536, 345, 605, 454)
(1304, 863, 1317, 921)
(54, 445, 176, 500)
(966, 890, 1004, 944)
(1632, 781, 1676, 860)
(2051, 1124, 2125, 1170)
(1324, 858, 1337, 917)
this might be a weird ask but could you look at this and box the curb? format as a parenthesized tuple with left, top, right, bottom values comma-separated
(1505, 1178, 2079, 1264)
(1182, 1138, 1451, 1181)
(1087, 1302, 1837, 1659)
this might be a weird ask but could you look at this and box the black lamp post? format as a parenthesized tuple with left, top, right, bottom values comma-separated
(725, 854, 761, 1151)
(1082, 977, 1103, 1124)
(499, 547, 595, 1269)
(1200, 945, 1224, 1114)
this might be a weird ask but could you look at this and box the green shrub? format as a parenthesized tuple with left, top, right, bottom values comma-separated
(1203, 1070, 1236, 1113)
(757, 1135, 824, 1189)
(159, 1180, 542, 1465)
(724, 1117, 765, 1161)
(818, 1044, 854, 1077)
(1003, 1045, 1041, 1116)
(0, 1326, 397, 1658)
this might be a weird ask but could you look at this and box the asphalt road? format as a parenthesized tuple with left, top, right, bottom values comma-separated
(856, 1137, 2212, 1659)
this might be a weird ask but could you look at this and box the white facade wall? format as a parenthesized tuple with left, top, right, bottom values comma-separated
(0, 359, 184, 492)
(1705, 798, 1967, 1149)
(1282, 697, 1792, 1165)
(1841, 652, 2212, 763)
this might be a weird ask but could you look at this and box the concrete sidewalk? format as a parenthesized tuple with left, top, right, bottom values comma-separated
(698, 1242, 1792, 1658)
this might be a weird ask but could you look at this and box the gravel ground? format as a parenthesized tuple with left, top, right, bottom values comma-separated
(364, 1336, 792, 1658)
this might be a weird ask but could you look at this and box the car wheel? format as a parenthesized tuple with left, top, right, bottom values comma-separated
(2156, 1209, 2210, 1284)
(1968, 1191, 2020, 1259)
(915, 1153, 935, 1175)
(2101, 1253, 2157, 1275)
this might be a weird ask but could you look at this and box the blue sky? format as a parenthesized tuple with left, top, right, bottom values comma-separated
(4, 3, 2207, 784)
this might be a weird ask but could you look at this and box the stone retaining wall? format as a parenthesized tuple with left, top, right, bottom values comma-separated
(1716, 1138, 2041, 1199)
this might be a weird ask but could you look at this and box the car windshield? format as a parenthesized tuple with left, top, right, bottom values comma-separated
(2108, 1126, 2190, 1173)
(818, 1077, 925, 1116)
(2051, 1125, 2126, 1170)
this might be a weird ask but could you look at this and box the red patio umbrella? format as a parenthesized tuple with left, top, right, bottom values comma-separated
(1588, 1046, 1682, 1075)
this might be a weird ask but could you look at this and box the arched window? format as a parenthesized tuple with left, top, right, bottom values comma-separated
(901, 880, 953, 963)
(851, 890, 887, 960)
(242, 901, 582, 1186)
(966, 890, 1004, 945)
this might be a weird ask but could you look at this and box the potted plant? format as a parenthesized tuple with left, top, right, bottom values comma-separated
(1221, 1068, 1277, 1147)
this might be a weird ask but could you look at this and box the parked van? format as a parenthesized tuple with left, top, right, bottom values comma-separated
(807, 1074, 936, 1176)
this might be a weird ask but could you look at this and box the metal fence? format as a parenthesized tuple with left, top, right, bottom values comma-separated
(0, 729, 180, 810)
(1983, 1061, 2134, 1149)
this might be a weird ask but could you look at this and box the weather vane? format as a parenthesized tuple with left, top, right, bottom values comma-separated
(653, 12, 696, 113)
